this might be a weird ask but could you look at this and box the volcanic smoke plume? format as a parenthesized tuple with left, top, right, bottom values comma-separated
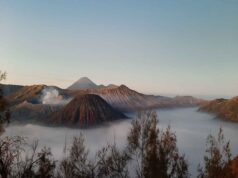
(41, 87, 71, 105)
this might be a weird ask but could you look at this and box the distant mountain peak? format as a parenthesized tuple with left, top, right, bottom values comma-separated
(116, 84, 138, 94)
(107, 84, 118, 88)
(76, 77, 93, 82)
(118, 84, 129, 89)
(67, 77, 97, 90)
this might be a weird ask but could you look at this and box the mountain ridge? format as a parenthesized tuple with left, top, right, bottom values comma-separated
(71, 84, 206, 112)
(199, 96, 238, 122)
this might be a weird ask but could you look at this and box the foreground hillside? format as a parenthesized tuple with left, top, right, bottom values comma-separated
(230, 156, 238, 177)
(199, 97, 238, 122)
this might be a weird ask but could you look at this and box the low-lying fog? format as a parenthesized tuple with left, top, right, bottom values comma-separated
(3, 107, 238, 176)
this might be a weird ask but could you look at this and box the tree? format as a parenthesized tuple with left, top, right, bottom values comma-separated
(127, 111, 189, 178)
(198, 128, 235, 178)
(58, 134, 131, 178)
(0, 71, 10, 134)
(0, 136, 25, 178)
(96, 143, 130, 178)
(57, 134, 94, 178)
(15, 141, 40, 178)
(36, 147, 56, 178)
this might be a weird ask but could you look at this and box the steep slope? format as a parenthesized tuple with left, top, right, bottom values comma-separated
(199, 97, 238, 122)
(71, 85, 205, 112)
(71, 85, 160, 111)
(7, 85, 69, 106)
(0, 84, 24, 96)
(51, 94, 126, 127)
(67, 77, 97, 90)
(11, 101, 62, 123)
(7, 85, 45, 105)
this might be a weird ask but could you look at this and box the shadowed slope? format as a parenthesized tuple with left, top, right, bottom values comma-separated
(51, 94, 127, 127)
(7, 85, 69, 106)
(7, 85, 45, 105)
(199, 97, 238, 122)
(0, 84, 23, 96)
(71, 85, 206, 112)
(11, 101, 62, 123)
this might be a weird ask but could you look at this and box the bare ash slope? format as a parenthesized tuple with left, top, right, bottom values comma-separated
(51, 94, 127, 128)
(71, 84, 206, 112)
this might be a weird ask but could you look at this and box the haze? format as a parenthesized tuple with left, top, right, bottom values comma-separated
(4, 108, 238, 176)
(1, 0, 238, 98)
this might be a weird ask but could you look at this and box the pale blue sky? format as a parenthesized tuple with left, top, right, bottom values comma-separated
(0, 0, 238, 98)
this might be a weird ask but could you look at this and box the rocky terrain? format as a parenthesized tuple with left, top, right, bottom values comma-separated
(50, 94, 126, 127)
(71, 84, 206, 112)
(11, 101, 62, 123)
(0, 78, 206, 127)
(7, 85, 45, 105)
(72, 85, 161, 111)
(0, 84, 23, 96)
(6, 85, 69, 106)
(199, 97, 238, 122)
(2, 78, 206, 113)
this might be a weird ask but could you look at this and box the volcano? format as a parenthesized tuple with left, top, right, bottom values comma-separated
(67, 77, 98, 90)
(50, 94, 127, 127)
(71, 84, 206, 112)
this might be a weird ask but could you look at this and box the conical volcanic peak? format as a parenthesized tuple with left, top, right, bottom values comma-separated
(67, 77, 97, 90)
(50, 94, 127, 127)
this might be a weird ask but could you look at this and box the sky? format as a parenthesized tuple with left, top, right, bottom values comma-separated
(0, 0, 238, 98)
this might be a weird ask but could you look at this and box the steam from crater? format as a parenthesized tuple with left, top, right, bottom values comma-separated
(41, 87, 72, 105)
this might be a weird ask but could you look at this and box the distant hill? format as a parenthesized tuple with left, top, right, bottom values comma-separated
(7, 85, 69, 106)
(0, 84, 23, 96)
(11, 101, 62, 123)
(50, 94, 126, 127)
(71, 85, 206, 112)
(67, 77, 119, 91)
(7, 85, 45, 105)
(67, 77, 98, 90)
(172, 95, 206, 106)
(199, 97, 238, 122)
(4, 79, 207, 127)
